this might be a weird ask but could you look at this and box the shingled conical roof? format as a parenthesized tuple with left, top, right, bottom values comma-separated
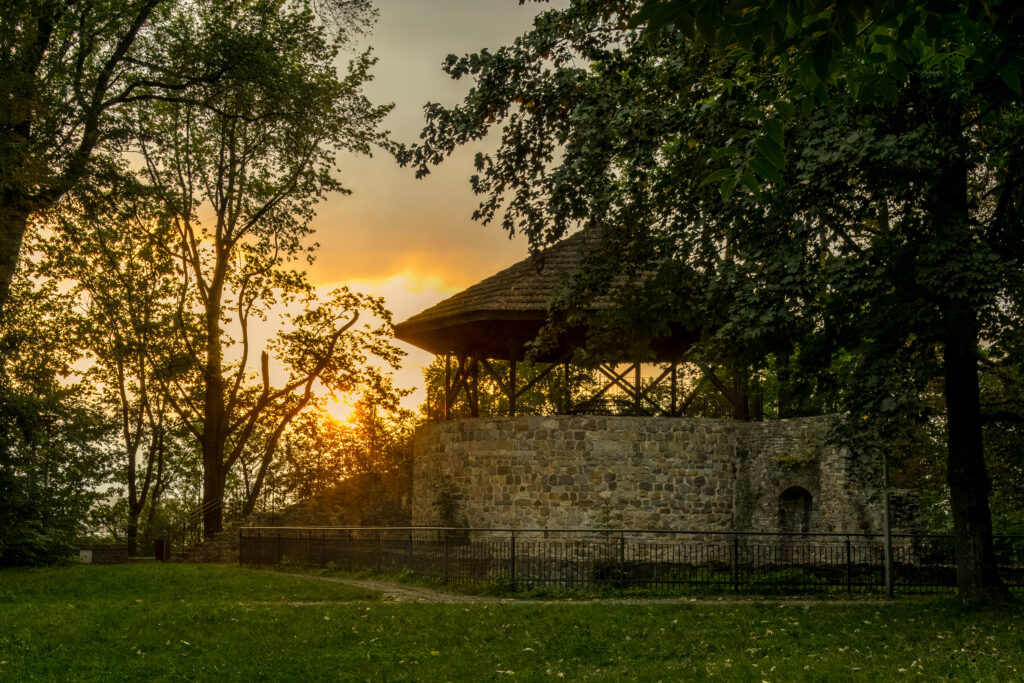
(394, 229, 696, 361)
(395, 231, 599, 360)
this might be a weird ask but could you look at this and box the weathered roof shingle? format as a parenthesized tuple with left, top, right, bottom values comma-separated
(394, 231, 591, 359)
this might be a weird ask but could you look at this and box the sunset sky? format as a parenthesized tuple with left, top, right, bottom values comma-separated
(300, 1, 567, 416)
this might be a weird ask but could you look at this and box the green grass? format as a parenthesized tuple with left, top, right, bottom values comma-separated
(1, 563, 1023, 681)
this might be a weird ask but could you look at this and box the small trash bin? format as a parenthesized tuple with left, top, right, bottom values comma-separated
(155, 538, 171, 561)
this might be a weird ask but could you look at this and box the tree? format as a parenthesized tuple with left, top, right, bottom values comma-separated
(128, 0, 396, 537)
(265, 402, 345, 503)
(37, 174, 189, 554)
(1, 0, 190, 312)
(407, 1, 1023, 602)
(0, 268, 110, 565)
(0, 0, 375, 314)
(269, 385, 416, 506)
(629, 0, 1024, 605)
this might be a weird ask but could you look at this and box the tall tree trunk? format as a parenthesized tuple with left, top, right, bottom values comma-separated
(126, 514, 139, 556)
(943, 304, 1011, 602)
(0, 198, 29, 315)
(201, 457, 225, 539)
(201, 278, 227, 538)
(929, 99, 1011, 603)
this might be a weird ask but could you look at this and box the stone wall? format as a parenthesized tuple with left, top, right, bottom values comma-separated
(412, 415, 910, 534)
(77, 544, 130, 564)
(190, 466, 412, 563)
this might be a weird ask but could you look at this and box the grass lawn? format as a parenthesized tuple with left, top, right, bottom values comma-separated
(1, 563, 1022, 681)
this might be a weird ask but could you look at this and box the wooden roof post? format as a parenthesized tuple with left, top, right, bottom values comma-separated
(444, 353, 451, 421)
(469, 357, 480, 418)
(670, 362, 678, 416)
(563, 361, 571, 414)
(634, 363, 642, 415)
(509, 360, 517, 417)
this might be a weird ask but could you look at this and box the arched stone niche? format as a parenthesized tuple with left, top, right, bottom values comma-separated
(778, 486, 813, 533)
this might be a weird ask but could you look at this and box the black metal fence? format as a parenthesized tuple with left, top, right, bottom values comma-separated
(239, 526, 1024, 595)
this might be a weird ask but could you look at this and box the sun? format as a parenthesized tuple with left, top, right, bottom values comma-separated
(324, 394, 358, 424)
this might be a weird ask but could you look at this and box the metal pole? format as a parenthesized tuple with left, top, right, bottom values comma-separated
(732, 536, 740, 592)
(845, 537, 852, 594)
(443, 530, 450, 585)
(882, 452, 894, 597)
(619, 532, 626, 588)
(510, 530, 517, 592)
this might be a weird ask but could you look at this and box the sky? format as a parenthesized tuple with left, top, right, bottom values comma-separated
(301, 1, 563, 417)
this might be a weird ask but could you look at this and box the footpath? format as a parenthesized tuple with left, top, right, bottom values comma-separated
(276, 572, 895, 606)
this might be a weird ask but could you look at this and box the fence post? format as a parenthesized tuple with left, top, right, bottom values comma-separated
(408, 530, 414, 570)
(882, 450, 895, 598)
(443, 529, 450, 585)
(845, 538, 852, 594)
(731, 536, 740, 592)
(238, 527, 242, 566)
(376, 529, 382, 573)
(619, 532, 626, 588)
(510, 530, 517, 592)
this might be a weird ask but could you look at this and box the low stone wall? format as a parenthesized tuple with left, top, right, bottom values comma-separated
(77, 544, 130, 564)
(190, 466, 412, 563)
(412, 415, 909, 535)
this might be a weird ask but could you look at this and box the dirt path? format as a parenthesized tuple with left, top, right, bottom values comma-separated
(279, 572, 502, 603)
(278, 572, 897, 606)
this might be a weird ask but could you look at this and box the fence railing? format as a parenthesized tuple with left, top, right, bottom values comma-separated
(239, 527, 1024, 594)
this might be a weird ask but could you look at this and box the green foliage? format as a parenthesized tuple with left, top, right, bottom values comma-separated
(408, 0, 1024, 597)
(0, 275, 111, 566)
(4, 0, 402, 543)
(273, 388, 417, 505)
(38, 0, 399, 534)
(35, 170, 193, 552)
(430, 478, 466, 529)
(1, 0, 401, 550)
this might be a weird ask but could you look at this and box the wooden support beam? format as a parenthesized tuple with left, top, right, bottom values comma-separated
(678, 373, 706, 414)
(445, 355, 474, 419)
(595, 363, 673, 415)
(444, 353, 451, 420)
(510, 360, 517, 417)
(634, 364, 642, 414)
(695, 361, 751, 419)
(670, 362, 678, 416)
(594, 363, 638, 402)
(564, 362, 571, 414)
(515, 350, 574, 398)
(636, 364, 674, 414)
(469, 358, 480, 417)
(479, 358, 511, 398)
